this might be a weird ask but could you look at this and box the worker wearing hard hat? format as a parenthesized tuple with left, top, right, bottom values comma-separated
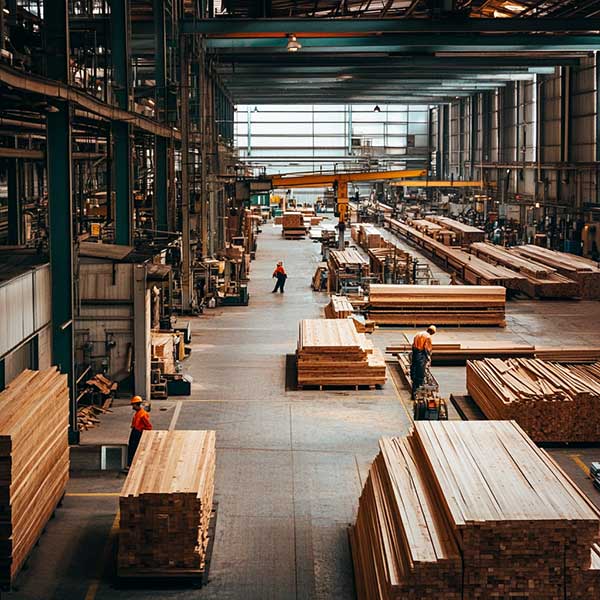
(410, 325, 436, 400)
(127, 396, 153, 467)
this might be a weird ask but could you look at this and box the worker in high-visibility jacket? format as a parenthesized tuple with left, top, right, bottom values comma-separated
(410, 325, 436, 400)
(127, 395, 152, 467)
(272, 261, 287, 294)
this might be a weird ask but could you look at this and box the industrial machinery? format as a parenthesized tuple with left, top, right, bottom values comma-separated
(412, 366, 448, 421)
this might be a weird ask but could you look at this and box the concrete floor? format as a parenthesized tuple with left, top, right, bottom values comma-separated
(6, 221, 600, 600)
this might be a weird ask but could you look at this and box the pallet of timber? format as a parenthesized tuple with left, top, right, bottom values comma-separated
(118, 430, 216, 575)
(296, 319, 386, 387)
(323, 295, 354, 319)
(0, 368, 70, 587)
(327, 248, 369, 293)
(469, 242, 579, 298)
(151, 332, 176, 375)
(467, 358, 600, 442)
(425, 215, 485, 244)
(367, 284, 506, 326)
(512, 244, 600, 299)
(311, 263, 327, 291)
(367, 241, 413, 283)
(411, 219, 455, 245)
(358, 225, 382, 249)
(351, 420, 600, 600)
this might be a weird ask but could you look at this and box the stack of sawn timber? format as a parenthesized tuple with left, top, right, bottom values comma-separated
(467, 358, 600, 442)
(470, 242, 579, 298)
(366, 284, 506, 326)
(0, 368, 70, 587)
(512, 244, 600, 299)
(425, 215, 485, 245)
(323, 295, 354, 319)
(296, 319, 386, 388)
(281, 212, 306, 238)
(118, 430, 216, 573)
(358, 224, 382, 249)
(350, 420, 600, 600)
(327, 248, 369, 292)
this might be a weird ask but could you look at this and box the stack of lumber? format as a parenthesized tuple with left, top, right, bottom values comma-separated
(351, 421, 600, 600)
(327, 248, 369, 292)
(357, 225, 382, 249)
(296, 319, 386, 388)
(85, 373, 117, 396)
(77, 398, 112, 430)
(323, 295, 354, 319)
(470, 242, 579, 298)
(425, 215, 485, 245)
(411, 219, 455, 245)
(467, 358, 600, 442)
(311, 263, 328, 291)
(386, 341, 600, 364)
(366, 284, 506, 326)
(512, 244, 600, 299)
(281, 212, 306, 238)
(151, 332, 176, 375)
(0, 368, 70, 586)
(118, 430, 216, 574)
(367, 240, 413, 283)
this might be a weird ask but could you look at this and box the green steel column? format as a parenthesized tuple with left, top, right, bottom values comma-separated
(46, 1, 77, 443)
(111, 0, 133, 245)
(7, 158, 22, 245)
(153, 0, 168, 232)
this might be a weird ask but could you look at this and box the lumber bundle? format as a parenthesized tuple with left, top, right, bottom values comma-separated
(351, 421, 600, 600)
(311, 263, 328, 291)
(512, 244, 600, 299)
(296, 319, 386, 387)
(366, 284, 506, 326)
(368, 241, 413, 284)
(323, 295, 354, 319)
(467, 358, 600, 442)
(151, 332, 176, 375)
(118, 430, 216, 574)
(425, 215, 485, 245)
(77, 399, 112, 431)
(281, 212, 306, 238)
(327, 248, 369, 292)
(358, 225, 382, 249)
(470, 242, 579, 298)
(411, 219, 455, 245)
(0, 368, 70, 586)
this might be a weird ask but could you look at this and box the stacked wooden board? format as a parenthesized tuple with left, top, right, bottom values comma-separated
(296, 319, 386, 388)
(411, 219, 455, 245)
(357, 225, 382, 249)
(323, 295, 354, 319)
(281, 212, 306, 238)
(367, 240, 413, 284)
(0, 368, 70, 587)
(512, 244, 600, 299)
(470, 242, 579, 298)
(327, 248, 369, 292)
(366, 284, 506, 326)
(118, 430, 216, 575)
(351, 421, 600, 600)
(467, 358, 600, 442)
(425, 215, 485, 244)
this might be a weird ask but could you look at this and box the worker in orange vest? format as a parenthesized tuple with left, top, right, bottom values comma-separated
(127, 395, 153, 467)
(272, 261, 287, 293)
(410, 325, 436, 400)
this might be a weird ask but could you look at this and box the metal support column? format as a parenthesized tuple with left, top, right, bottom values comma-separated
(111, 0, 133, 245)
(7, 158, 22, 245)
(180, 37, 192, 310)
(47, 1, 77, 443)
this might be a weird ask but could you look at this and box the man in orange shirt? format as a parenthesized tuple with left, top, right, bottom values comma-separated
(410, 325, 436, 400)
(127, 395, 153, 467)
(272, 261, 287, 294)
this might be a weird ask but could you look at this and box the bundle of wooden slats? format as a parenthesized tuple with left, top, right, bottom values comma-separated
(351, 421, 600, 600)
(425, 215, 485, 245)
(367, 240, 413, 283)
(151, 332, 176, 375)
(512, 244, 600, 299)
(296, 319, 386, 387)
(0, 368, 70, 586)
(118, 430, 216, 574)
(467, 358, 600, 442)
(327, 248, 369, 292)
(366, 284, 506, 326)
(411, 219, 455, 245)
(323, 295, 354, 319)
(281, 212, 306, 238)
(469, 242, 579, 298)
(311, 263, 328, 291)
(358, 225, 382, 249)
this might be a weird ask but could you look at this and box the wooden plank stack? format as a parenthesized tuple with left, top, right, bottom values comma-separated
(358, 225, 382, 249)
(425, 215, 486, 245)
(351, 421, 600, 600)
(281, 212, 306, 239)
(366, 284, 506, 326)
(512, 244, 600, 299)
(296, 319, 386, 388)
(469, 242, 579, 298)
(327, 248, 369, 292)
(0, 368, 70, 587)
(411, 219, 455, 245)
(467, 358, 600, 442)
(323, 295, 354, 319)
(367, 240, 413, 284)
(118, 430, 216, 574)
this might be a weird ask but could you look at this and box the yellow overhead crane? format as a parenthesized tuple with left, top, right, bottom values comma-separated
(391, 180, 484, 187)
(269, 168, 426, 248)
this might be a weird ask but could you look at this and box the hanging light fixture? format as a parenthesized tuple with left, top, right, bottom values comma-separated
(286, 34, 302, 53)
(373, 105, 381, 112)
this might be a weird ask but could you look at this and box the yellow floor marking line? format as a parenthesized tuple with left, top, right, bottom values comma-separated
(169, 400, 183, 431)
(387, 365, 414, 424)
(568, 453, 590, 477)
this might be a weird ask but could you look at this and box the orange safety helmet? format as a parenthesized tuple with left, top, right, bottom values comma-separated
(131, 395, 143, 405)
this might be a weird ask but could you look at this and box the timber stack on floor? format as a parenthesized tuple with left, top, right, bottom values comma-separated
(350, 421, 600, 600)
(118, 430, 216, 575)
(0, 368, 70, 587)
(469, 242, 579, 298)
(323, 295, 354, 319)
(512, 244, 600, 299)
(425, 215, 485, 245)
(367, 240, 413, 284)
(365, 284, 506, 326)
(281, 212, 306, 239)
(327, 248, 369, 293)
(296, 319, 386, 388)
(357, 224, 382, 250)
(411, 219, 456, 245)
(466, 358, 600, 442)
